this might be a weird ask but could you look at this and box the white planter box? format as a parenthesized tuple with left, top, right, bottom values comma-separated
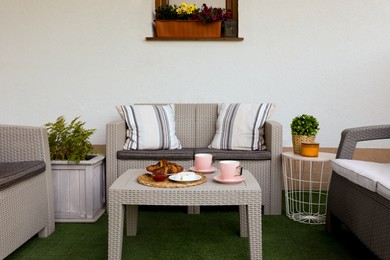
(51, 155, 105, 222)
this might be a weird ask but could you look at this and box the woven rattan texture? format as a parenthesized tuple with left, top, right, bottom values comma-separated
(265, 121, 283, 214)
(175, 104, 196, 148)
(137, 172, 206, 188)
(327, 174, 375, 243)
(292, 135, 316, 154)
(108, 169, 262, 259)
(327, 125, 390, 259)
(195, 104, 218, 148)
(336, 124, 390, 159)
(105, 120, 126, 203)
(0, 125, 55, 259)
(106, 104, 283, 215)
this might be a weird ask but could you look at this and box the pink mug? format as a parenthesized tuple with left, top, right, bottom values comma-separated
(194, 153, 214, 171)
(219, 160, 243, 180)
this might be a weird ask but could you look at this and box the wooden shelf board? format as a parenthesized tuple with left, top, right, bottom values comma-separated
(145, 37, 244, 41)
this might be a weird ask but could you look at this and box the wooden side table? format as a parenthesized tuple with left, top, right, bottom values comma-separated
(282, 152, 335, 224)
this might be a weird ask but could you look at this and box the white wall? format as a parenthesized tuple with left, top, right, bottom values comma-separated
(1, 0, 389, 148)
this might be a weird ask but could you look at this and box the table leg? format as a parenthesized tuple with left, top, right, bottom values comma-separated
(187, 205, 200, 214)
(248, 203, 262, 260)
(239, 205, 248, 237)
(108, 202, 125, 260)
(126, 205, 138, 236)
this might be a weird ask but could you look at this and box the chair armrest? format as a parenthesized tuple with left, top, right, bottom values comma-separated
(264, 120, 283, 214)
(0, 125, 50, 164)
(105, 120, 127, 191)
(106, 120, 127, 152)
(336, 124, 390, 159)
(264, 120, 283, 156)
(0, 124, 55, 236)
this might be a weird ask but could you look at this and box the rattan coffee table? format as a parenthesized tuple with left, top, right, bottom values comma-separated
(108, 169, 262, 260)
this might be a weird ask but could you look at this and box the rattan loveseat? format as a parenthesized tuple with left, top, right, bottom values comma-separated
(326, 125, 390, 259)
(106, 103, 282, 215)
(0, 125, 55, 259)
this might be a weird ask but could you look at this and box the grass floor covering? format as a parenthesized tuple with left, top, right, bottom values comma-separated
(6, 206, 377, 259)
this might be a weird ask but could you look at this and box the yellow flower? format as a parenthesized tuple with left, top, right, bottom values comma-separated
(175, 2, 198, 16)
(186, 4, 195, 14)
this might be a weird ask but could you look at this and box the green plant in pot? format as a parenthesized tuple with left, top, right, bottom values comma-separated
(290, 114, 320, 154)
(44, 116, 96, 163)
(44, 116, 106, 222)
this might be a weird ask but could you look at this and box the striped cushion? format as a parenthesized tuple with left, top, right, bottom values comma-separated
(117, 104, 182, 150)
(208, 103, 275, 150)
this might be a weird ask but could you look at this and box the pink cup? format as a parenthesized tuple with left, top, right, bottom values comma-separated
(194, 153, 213, 171)
(219, 160, 242, 180)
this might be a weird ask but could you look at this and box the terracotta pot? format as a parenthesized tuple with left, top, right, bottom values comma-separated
(155, 20, 222, 38)
(292, 135, 316, 154)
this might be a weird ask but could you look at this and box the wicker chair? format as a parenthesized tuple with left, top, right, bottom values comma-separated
(0, 125, 55, 259)
(326, 125, 390, 259)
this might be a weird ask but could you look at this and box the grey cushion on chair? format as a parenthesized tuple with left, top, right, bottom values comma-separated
(195, 148, 272, 160)
(331, 159, 390, 200)
(117, 148, 194, 160)
(0, 161, 46, 189)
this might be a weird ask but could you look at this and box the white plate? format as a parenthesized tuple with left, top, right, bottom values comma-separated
(213, 175, 245, 184)
(169, 172, 202, 182)
(189, 166, 217, 173)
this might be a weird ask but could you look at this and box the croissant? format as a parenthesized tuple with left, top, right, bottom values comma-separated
(146, 160, 184, 175)
(146, 162, 161, 173)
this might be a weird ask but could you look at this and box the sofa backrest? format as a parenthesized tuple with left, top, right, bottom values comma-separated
(174, 104, 219, 149)
(174, 104, 196, 148)
(195, 104, 218, 148)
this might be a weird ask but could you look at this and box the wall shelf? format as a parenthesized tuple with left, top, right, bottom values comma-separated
(145, 37, 244, 41)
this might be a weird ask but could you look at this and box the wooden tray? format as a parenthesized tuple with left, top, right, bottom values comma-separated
(137, 173, 207, 188)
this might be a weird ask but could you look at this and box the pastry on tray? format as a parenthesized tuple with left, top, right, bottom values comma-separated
(146, 160, 184, 181)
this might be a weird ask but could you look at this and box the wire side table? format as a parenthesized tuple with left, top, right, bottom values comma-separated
(282, 152, 335, 224)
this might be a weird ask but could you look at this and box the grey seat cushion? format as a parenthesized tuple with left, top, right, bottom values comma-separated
(0, 161, 46, 189)
(117, 148, 194, 160)
(331, 159, 390, 200)
(195, 148, 272, 160)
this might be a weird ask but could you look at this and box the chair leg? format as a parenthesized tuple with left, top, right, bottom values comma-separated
(187, 206, 200, 214)
(38, 226, 50, 238)
(326, 211, 342, 234)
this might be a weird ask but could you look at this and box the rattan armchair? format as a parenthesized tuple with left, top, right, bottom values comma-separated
(326, 125, 390, 259)
(0, 125, 55, 259)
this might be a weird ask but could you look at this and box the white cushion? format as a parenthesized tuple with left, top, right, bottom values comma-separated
(208, 103, 275, 150)
(117, 104, 182, 150)
(377, 176, 390, 200)
(331, 159, 390, 199)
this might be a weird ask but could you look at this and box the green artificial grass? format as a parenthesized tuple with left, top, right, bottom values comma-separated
(6, 206, 376, 259)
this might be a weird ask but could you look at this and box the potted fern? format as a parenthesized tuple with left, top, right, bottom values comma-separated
(290, 114, 320, 154)
(44, 116, 105, 223)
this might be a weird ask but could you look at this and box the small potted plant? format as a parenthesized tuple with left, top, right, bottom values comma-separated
(45, 116, 96, 163)
(290, 114, 320, 154)
(154, 2, 231, 38)
(44, 116, 105, 222)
